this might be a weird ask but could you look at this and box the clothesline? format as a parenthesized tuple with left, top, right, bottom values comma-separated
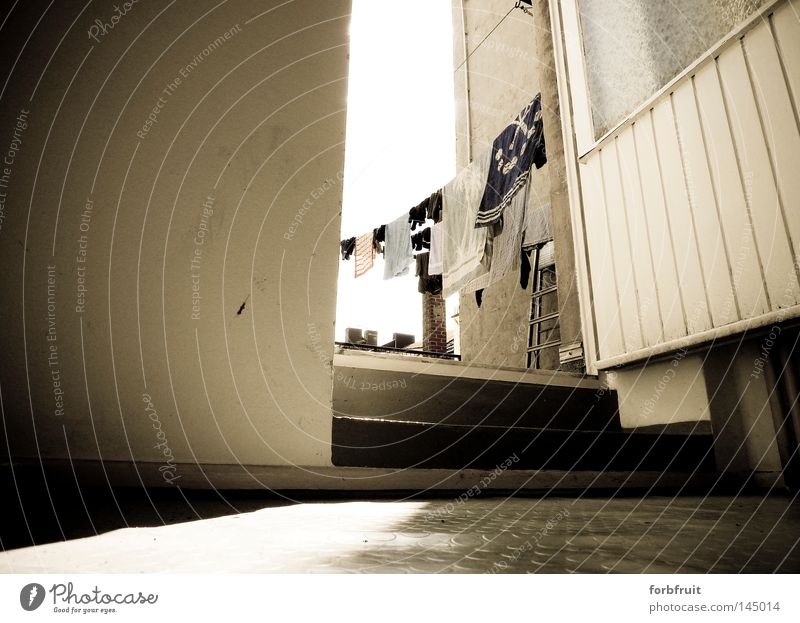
(339, 93, 549, 303)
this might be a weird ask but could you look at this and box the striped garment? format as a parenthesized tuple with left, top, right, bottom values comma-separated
(354, 232, 375, 278)
(475, 93, 547, 227)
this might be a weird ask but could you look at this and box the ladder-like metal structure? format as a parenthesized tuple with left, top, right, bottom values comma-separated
(526, 242, 561, 369)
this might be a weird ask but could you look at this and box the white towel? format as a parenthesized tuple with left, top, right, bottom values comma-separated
(383, 214, 413, 279)
(442, 148, 490, 298)
(428, 222, 443, 276)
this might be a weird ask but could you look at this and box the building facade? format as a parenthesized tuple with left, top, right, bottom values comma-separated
(1, 0, 796, 491)
(454, 0, 799, 486)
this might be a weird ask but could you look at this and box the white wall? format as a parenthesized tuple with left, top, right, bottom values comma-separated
(0, 0, 351, 474)
(605, 355, 711, 429)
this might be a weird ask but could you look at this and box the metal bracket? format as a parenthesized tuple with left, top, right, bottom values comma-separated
(515, 0, 534, 17)
(559, 342, 584, 364)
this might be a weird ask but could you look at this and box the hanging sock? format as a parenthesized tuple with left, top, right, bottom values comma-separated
(340, 237, 356, 260)
(408, 200, 428, 231)
(427, 189, 443, 223)
(411, 229, 431, 251)
(373, 225, 386, 256)
(520, 246, 533, 290)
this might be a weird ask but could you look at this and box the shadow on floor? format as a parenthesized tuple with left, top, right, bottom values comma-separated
(0, 470, 298, 551)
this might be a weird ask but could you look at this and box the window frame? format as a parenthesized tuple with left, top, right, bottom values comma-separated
(560, 0, 784, 159)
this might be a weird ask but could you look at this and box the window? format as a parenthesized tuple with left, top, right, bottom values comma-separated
(577, 0, 765, 139)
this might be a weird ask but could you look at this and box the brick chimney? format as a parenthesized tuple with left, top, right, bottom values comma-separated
(422, 292, 447, 353)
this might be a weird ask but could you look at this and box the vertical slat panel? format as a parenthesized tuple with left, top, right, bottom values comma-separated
(744, 16, 800, 289)
(672, 80, 738, 326)
(580, 154, 625, 359)
(615, 126, 663, 346)
(717, 42, 800, 310)
(577, 0, 800, 361)
(694, 60, 770, 318)
(632, 113, 687, 342)
(772, 0, 800, 110)
(599, 142, 644, 352)
(651, 98, 712, 334)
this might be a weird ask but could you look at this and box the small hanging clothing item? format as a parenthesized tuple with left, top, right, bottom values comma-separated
(411, 228, 431, 251)
(427, 189, 443, 223)
(521, 239, 556, 289)
(415, 252, 442, 295)
(408, 200, 427, 231)
(428, 222, 444, 276)
(340, 237, 356, 260)
(383, 214, 413, 280)
(373, 225, 386, 256)
(475, 93, 547, 227)
(354, 232, 375, 278)
(442, 147, 491, 298)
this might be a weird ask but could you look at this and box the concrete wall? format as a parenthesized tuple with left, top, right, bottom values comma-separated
(452, 0, 583, 370)
(704, 341, 785, 485)
(604, 334, 790, 484)
(0, 0, 351, 474)
(605, 355, 711, 429)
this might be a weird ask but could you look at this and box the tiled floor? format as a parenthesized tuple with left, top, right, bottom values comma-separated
(1, 495, 798, 573)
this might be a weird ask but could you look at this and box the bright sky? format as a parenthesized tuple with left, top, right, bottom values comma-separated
(335, 0, 457, 346)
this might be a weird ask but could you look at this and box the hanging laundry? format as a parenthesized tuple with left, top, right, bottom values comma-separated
(427, 189, 443, 223)
(520, 246, 533, 290)
(463, 173, 529, 295)
(415, 252, 442, 295)
(475, 93, 547, 227)
(442, 147, 491, 298)
(525, 203, 552, 247)
(428, 222, 443, 276)
(411, 228, 431, 251)
(373, 225, 386, 256)
(340, 237, 356, 260)
(408, 199, 428, 231)
(383, 214, 413, 280)
(521, 240, 556, 289)
(354, 232, 375, 278)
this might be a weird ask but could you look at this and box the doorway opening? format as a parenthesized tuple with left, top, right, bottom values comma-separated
(335, 0, 457, 358)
